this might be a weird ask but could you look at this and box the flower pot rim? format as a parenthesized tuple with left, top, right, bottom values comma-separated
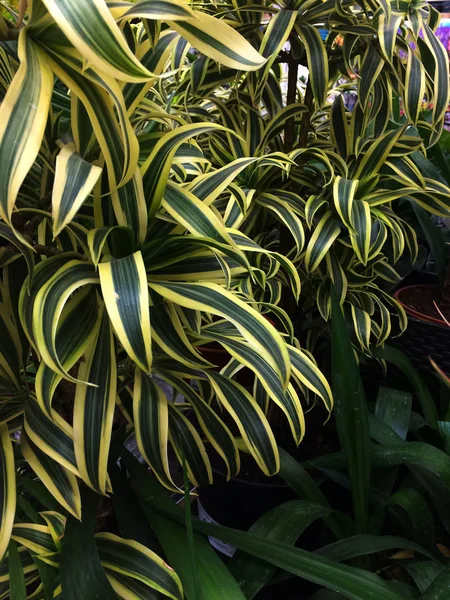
(394, 284, 447, 326)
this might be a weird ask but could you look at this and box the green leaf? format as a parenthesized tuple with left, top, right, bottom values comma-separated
(7, 540, 26, 600)
(411, 203, 447, 286)
(419, 565, 450, 599)
(331, 287, 371, 533)
(228, 501, 331, 599)
(372, 346, 438, 428)
(123, 450, 246, 600)
(316, 534, 437, 563)
(60, 487, 116, 600)
(129, 465, 406, 600)
(278, 448, 354, 540)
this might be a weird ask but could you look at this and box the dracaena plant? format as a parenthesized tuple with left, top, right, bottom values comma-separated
(166, 0, 450, 352)
(0, 0, 334, 595)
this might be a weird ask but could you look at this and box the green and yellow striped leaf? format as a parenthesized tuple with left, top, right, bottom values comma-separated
(354, 127, 406, 178)
(256, 194, 305, 258)
(358, 43, 384, 108)
(24, 395, 80, 476)
(331, 96, 350, 159)
(34, 287, 100, 416)
(0, 31, 53, 231)
(378, 11, 403, 63)
(133, 370, 179, 491)
(168, 404, 212, 487)
(148, 281, 290, 386)
(41, 0, 152, 81)
(350, 305, 371, 352)
(74, 308, 117, 495)
(296, 22, 328, 107)
(404, 48, 426, 125)
(150, 302, 210, 369)
(305, 212, 340, 273)
(87, 226, 135, 268)
(162, 181, 237, 248)
(52, 142, 102, 238)
(333, 176, 358, 229)
(40, 511, 66, 549)
(288, 345, 333, 414)
(99, 251, 152, 373)
(96, 532, 183, 600)
(110, 168, 147, 245)
(200, 325, 305, 444)
(422, 23, 449, 125)
(32, 261, 99, 381)
(141, 123, 225, 219)
(208, 372, 279, 476)
(46, 51, 138, 189)
(121, 0, 195, 21)
(21, 430, 81, 520)
(11, 524, 55, 556)
(350, 199, 372, 265)
(169, 12, 266, 71)
(158, 370, 240, 480)
(19, 253, 81, 354)
(0, 425, 15, 562)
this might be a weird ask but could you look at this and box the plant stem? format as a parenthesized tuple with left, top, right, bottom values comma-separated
(284, 53, 298, 152)
(298, 81, 313, 148)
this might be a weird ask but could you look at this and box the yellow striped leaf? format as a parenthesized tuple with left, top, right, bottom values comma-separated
(96, 532, 183, 600)
(168, 404, 212, 487)
(32, 261, 99, 382)
(121, 0, 195, 21)
(74, 308, 117, 494)
(404, 48, 426, 125)
(141, 123, 225, 219)
(333, 176, 358, 228)
(41, 0, 152, 81)
(0, 425, 15, 562)
(133, 370, 179, 491)
(21, 430, 81, 520)
(0, 31, 53, 231)
(148, 281, 290, 386)
(169, 12, 266, 71)
(99, 251, 152, 373)
(159, 370, 240, 480)
(52, 143, 102, 238)
(304, 212, 340, 273)
(208, 373, 279, 476)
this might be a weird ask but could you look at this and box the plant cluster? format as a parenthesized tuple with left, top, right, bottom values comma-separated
(0, 0, 450, 597)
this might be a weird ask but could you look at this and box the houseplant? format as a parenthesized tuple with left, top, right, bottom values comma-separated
(1, 0, 450, 597)
(0, 0, 332, 596)
(122, 291, 450, 599)
(167, 0, 450, 356)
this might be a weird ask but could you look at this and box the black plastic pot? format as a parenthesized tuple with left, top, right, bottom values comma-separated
(391, 271, 450, 374)
(198, 466, 296, 534)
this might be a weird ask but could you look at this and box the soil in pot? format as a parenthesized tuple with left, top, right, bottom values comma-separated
(396, 285, 450, 323)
